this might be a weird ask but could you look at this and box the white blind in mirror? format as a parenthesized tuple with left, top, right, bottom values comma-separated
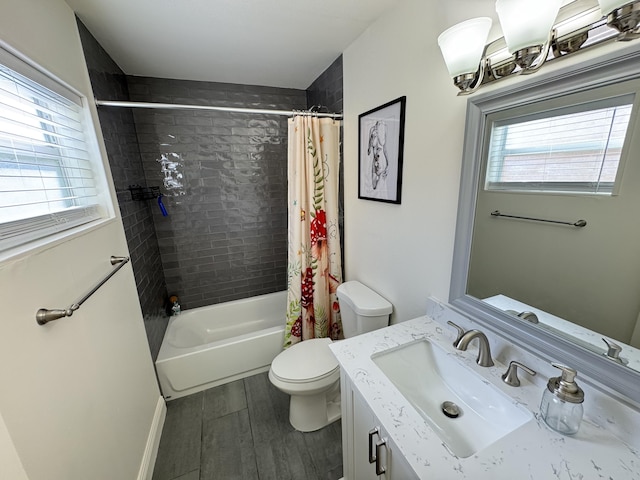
(485, 95, 634, 194)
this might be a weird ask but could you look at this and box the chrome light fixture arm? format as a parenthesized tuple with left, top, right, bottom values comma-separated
(607, 1, 640, 39)
(455, 49, 491, 96)
(517, 31, 555, 74)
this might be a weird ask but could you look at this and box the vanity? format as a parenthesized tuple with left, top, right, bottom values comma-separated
(329, 298, 640, 479)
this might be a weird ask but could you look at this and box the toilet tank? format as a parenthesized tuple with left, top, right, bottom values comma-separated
(337, 281, 392, 338)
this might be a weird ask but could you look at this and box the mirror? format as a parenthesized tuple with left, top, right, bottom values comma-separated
(450, 45, 640, 402)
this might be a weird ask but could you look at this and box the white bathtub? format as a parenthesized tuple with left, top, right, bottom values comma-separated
(155, 291, 287, 400)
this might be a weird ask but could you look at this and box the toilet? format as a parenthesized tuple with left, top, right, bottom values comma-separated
(269, 280, 392, 432)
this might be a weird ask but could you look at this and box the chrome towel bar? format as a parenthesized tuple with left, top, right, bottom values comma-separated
(490, 210, 587, 228)
(36, 256, 130, 325)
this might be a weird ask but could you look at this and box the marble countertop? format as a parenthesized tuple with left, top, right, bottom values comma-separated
(329, 313, 640, 479)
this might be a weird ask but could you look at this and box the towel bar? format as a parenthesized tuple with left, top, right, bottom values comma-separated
(490, 210, 587, 228)
(36, 256, 130, 325)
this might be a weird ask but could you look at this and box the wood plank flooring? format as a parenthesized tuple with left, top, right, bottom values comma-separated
(152, 372, 343, 480)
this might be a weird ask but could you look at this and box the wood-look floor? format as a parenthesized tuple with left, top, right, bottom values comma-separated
(152, 372, 343, 480)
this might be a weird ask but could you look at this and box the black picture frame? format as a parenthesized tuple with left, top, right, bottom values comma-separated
(358, 96, 406, 204)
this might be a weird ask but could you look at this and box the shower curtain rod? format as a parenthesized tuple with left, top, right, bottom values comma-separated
(95, 100, 343, 119)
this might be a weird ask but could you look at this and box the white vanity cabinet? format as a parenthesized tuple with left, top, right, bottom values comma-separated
(341, 372, 417, 480)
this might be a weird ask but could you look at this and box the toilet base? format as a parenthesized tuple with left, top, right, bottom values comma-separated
(289, 382, 341, 432)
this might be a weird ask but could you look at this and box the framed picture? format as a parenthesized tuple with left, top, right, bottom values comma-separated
(358, 96, 406, 204)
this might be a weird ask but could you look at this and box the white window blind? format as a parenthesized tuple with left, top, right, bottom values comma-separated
(485, 95, 634, 194)
(0, 51, 102, 252)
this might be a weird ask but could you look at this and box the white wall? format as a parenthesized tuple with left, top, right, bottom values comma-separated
(343, 0, 472, 322)
(0, 411, 27, 480)
(0, 1, 162, 479)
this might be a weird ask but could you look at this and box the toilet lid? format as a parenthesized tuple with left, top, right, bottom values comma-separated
(336, 281, 393, 316)
(271, 338, 339, 383)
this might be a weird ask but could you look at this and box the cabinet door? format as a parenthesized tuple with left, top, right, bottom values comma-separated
(352, 389, 386, 479)
(386, 438, 416, 480)
(345, 381, 392, 479)
(342, 374, 418, 480)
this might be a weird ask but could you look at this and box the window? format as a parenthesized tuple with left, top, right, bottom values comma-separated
(0, 49, 105, 252)
(485, 95, 634, 195)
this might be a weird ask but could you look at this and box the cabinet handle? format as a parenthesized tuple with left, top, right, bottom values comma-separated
(368, 427, 380, 464)
(375, 439, 387, 476)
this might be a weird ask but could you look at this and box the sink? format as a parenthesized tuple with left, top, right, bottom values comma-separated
(371, 339, 533, 458)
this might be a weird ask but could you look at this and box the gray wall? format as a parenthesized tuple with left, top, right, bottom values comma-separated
(77, 20, 169, 360)
(127, 77, 307, 309)
(469, 181, 640, 345)
(307, 56, 343, 115)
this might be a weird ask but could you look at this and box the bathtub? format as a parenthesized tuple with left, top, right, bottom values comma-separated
(155, 291, 287, 400)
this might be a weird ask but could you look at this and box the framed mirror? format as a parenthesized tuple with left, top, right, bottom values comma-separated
(450, 45, 640, 402)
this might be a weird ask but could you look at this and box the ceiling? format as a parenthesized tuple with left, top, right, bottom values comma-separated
(65, 0, 403, 90)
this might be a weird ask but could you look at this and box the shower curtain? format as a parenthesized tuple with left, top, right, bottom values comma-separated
(284, 116, 343, 347)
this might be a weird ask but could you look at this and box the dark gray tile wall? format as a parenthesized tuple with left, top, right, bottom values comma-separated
(306, 56, 345, 267)
(127, 76, 307, 309)
(306, 55, 343, 115)
(76, 20, 169, 360)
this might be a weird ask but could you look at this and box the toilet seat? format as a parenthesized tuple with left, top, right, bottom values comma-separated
(270, 337, 339, 384)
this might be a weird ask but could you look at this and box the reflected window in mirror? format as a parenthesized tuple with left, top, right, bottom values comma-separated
(485, 96, 633, 195)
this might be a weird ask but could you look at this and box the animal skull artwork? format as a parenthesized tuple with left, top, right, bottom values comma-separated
(367, 120, 388, 190)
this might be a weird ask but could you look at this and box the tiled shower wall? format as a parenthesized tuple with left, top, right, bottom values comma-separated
(78, 18, 343, 343)
(77, 21, 169, 360)
(127, 77, 307, 309)
(306, 56, 343, 115)
(306, 56, 344, 266)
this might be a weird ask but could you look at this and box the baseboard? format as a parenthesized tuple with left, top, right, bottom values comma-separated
(137, 396, 167, 480)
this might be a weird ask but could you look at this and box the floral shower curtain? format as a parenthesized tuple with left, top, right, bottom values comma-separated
(284, 116, 343, 347)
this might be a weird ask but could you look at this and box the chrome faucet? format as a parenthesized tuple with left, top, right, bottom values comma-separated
(602, 338, 628, 365)
(456, 330, 494, 367)
(501, 360, 536, 387)
(517, 311, 539, 324)
(446, 321, 466, 347)
(506, 310, 539, 324)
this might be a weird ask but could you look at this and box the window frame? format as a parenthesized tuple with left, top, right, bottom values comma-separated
(449, 45, 640, 405)
(479, 81, 640, 197)
(0, 44, 113, 258)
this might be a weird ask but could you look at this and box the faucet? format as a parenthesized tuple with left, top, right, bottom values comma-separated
(602, 338, 628, 365)
(506, 310, 539, 324)
(446, 321, 466, 347)
(456, 330, 494, 367)
(501, 360, 536, 387)
(517, 311, 539, 324)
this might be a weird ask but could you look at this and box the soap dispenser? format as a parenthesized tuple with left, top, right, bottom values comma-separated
(539, 363, 584, 435)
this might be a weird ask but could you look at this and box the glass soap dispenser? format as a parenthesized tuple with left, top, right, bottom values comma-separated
(539, 363, 584, 435)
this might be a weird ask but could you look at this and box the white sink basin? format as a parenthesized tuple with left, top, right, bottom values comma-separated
(372, 339, 533, 458)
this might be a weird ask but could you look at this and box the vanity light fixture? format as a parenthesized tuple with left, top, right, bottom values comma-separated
(439, 0, 640, 95)
(437, 18, 493, 93)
